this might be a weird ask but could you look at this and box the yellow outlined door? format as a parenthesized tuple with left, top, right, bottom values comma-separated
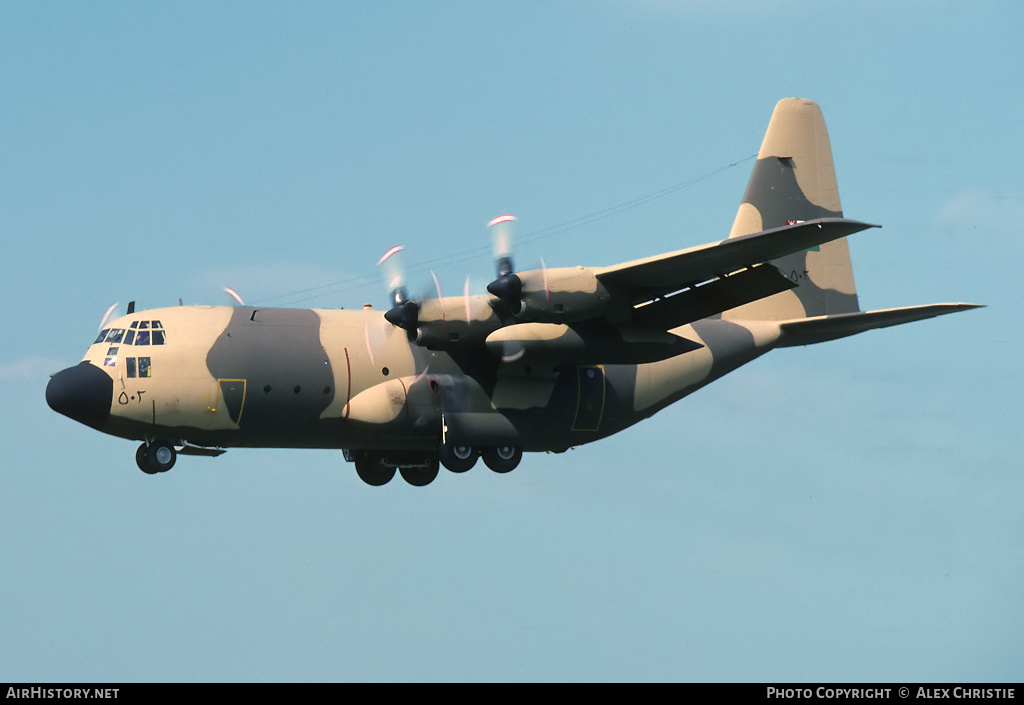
(217, 379, 247, 425)
(572, 365, 605, 432)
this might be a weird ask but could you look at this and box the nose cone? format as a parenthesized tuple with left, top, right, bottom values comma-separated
(46, 361, 112, 429)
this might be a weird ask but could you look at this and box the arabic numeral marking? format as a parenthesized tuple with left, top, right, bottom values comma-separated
(118, 390, 147, 405)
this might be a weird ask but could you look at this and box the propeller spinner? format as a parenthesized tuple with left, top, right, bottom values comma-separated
(486, 214, 525, 315)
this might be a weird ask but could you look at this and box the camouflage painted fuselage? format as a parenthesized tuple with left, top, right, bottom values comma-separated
(46, 98, 979, 479)
(71, 304, 775, 453)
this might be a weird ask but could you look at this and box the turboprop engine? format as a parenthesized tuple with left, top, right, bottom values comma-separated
(486, 265, 613, 323)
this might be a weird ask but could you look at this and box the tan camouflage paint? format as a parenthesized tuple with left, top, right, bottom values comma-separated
(48, 98, 981, 480)
(84, 306, 235, 431)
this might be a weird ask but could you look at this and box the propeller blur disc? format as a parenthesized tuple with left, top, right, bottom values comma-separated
(98, 303, 119, 332)
(223, 287, 246, 306)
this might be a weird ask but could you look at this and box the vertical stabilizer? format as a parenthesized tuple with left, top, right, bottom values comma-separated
(724, 99, 859, 321)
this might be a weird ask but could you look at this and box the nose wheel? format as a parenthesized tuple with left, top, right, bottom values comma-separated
(136, 440, 176, 474)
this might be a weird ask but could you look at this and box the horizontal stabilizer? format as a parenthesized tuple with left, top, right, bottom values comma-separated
(776, 303, 984, 347)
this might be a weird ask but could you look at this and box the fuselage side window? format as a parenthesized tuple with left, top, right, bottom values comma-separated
(138, 357, 152, 378)
(126, 358, 137, 378)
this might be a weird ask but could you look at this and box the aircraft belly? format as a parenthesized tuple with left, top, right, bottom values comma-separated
(630, 319, 773, 416)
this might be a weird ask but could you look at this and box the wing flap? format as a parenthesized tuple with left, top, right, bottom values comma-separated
(631, 263, 797, 330)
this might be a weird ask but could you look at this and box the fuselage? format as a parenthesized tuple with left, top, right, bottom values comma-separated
(44, 99, 980, 484)
(46, 304, 781, 455)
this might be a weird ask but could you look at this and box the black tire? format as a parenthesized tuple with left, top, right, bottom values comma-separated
(399, 457, 440, 487)
(438, 442, 477, 473)
(136, 443, 160, 474)
(354, 454, 396, 486)
(481, 445, 522, 473)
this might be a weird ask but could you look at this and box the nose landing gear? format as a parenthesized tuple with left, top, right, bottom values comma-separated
(136, 440, 176, 474)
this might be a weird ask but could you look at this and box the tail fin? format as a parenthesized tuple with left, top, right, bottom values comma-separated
(724, 98, 859, 321)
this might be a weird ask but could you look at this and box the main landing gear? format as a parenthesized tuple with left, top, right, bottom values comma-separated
(136, 440, 176, 474)
(437, 441, 522, 474)
(352, 454, 440, 487)
(347, 442, 524, 487)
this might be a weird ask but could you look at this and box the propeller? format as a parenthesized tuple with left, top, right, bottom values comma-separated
(489, 213, 517, 278)
(97, 303, 119, 332)
(223, 287, 246, 306)
(378, 245, 420, 336)
(485, 214, 553, 320)
(486, 214, 524, 315)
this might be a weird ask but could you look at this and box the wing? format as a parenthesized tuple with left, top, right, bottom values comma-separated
(595, 217, 877, 329)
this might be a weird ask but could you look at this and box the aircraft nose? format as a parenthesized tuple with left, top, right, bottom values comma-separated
(46, 361, 112, 429)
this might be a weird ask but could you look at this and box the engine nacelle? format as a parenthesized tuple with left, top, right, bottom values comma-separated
(485, 322, 702, 364)
(410, 295, 503, 350)
(489, 266, 613, 323)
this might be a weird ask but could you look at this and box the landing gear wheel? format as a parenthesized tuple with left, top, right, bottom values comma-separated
(136, 443, 159, 474)
(399, 457, 440, 487)
(354, 454, 396, 486)
(482, 445, 522, 473)
(147, 440, 176, 473)
(438, 442, 477, 473)
(137, 441, 175, 474)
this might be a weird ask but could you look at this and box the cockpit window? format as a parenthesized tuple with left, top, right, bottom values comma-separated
(131, 323, 166, 345)
(93, 322, 165, 346)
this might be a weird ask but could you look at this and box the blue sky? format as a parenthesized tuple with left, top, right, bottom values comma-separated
(2, 1, 1021, 682)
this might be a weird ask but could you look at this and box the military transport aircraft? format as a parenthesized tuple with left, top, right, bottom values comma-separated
(46, 99, 981, 486)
